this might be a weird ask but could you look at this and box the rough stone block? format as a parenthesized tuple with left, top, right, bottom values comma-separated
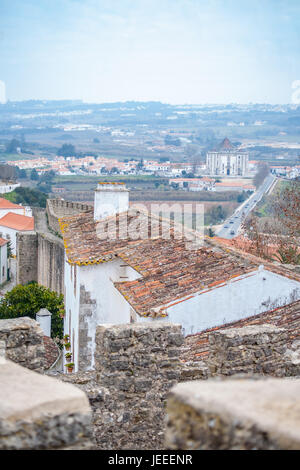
(166, 378, 300, 450)
(0, 360, 92, 449)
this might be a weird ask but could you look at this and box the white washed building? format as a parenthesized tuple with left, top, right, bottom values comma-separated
(206, 138, 249, 176)
(60, 183, 300, 372)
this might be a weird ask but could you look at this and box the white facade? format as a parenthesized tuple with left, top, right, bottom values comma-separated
(160, 268, 300, 336)
(0, 183, 20, 194)
(206, 151, 249, 176)
(0, 242, 8, 285)
(64, 257, 300, 372)
(0, 206, 26, 219)
(0, 226, 18, 255)
(64, 258, 141, 371)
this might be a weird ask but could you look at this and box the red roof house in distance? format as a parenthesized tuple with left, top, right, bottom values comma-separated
(0, 198, 27, 218)
(0, 212, 34, 255)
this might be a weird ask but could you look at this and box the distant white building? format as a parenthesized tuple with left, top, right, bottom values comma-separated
(0, 182, 20, 194)
(206, 138, 249, 176)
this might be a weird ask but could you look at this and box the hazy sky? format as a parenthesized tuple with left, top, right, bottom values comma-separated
(1, 0, 300, 104)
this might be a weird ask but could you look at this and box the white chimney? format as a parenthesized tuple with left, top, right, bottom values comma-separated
(94, 182, 129, 221)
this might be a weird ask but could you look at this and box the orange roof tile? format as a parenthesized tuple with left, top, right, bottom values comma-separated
(0, 198, 24, 210)
(60, 207, 300, 319)
(0, 212, 34, 231)
(114, 239, 257, 317)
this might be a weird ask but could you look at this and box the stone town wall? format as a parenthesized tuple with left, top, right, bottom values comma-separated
(46, 198, 93, 234)
(0, 359, 93, 450)
(207, 324, 300, 378)
(165, 377, 300, 450)
(0, 317, 46, 371)
(17, 201, 92, 295)
(37, 233, 65, 294)
(87, 322, 184, 450)
(16, 232, 38, 285)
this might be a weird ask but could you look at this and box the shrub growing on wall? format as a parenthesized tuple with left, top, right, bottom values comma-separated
(0, 282, 64, 338)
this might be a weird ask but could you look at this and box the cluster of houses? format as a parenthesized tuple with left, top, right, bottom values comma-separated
(7, 155, 206, 177)
(270, 165, 300, 179)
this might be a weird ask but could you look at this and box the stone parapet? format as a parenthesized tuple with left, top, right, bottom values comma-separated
(0, 360, 93, 449)
(93, 321, 184, 449)
(165, 377, 300, 450)
(0, 317, 46, 371)
(207, 324, 291, 377)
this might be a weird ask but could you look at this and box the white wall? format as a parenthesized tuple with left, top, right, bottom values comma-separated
(0, 243, 7, 285)
(0, 226, 18, 255)
(164, 268, 300, 336)
(64, 257, 141, 371)
(0, 207, 25, 219)
(0, 183, 20, 194)
(94, 184, 129, 221)
(64, 259, 81, 372)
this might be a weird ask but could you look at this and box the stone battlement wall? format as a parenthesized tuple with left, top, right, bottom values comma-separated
(58, 321, 185, 450)
(0, 317, 46, 371)
(46, 198, 93, 234)
(207, 324, 300, 378)
(93, 322, 184, 449)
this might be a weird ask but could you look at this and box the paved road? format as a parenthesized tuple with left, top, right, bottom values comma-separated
(216, 174, 276, 240)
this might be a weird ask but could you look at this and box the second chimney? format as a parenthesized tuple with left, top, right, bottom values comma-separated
(94, 182, 129, 221)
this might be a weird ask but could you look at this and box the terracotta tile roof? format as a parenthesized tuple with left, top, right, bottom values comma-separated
(0, 198, 23, 210)
(60, 207, 300, 318)
(182, 300, 300, 362)
(59, 208, 185, 266)
(0, 212, 34, 231)
(0, 237, 8, 247)
(207, 237, 300, 283)
(115, 239, 258, 317)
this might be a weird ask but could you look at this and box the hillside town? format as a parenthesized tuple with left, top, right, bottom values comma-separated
(2, 0, 300, 455)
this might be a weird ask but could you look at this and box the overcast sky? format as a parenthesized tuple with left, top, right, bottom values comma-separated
(1, 0, 300, 104)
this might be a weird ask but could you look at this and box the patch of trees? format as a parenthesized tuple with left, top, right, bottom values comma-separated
(57, 143, 77, 157)
(3, 186, 47, 207)
(253, 163, 269, 189)
(30, 169, 55, 193)
(205, 205, 228, 225)
(237, 191, 251, 203)
(5, 139, 21, 153)
(0, 283, 64, 338)
(243, 180, 300, 265)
